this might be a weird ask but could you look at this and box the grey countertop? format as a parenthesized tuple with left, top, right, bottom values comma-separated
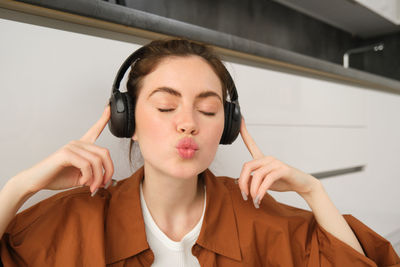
(9, 0, 400, 93)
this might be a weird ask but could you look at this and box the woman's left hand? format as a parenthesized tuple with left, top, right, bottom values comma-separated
(238, 118, 320, 208)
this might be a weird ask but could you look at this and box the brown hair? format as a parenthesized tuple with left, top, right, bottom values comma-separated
(127, 38, 234, 163)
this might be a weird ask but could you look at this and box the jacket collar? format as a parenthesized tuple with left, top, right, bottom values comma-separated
(105, 166, 242, 264)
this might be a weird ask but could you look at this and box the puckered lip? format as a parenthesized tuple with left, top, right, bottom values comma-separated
(176, 137, 199, 150)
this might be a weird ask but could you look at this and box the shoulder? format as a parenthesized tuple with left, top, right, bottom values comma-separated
(2, 186, 118, 266)
(6, 185, 111, 236)
(215, 174, 313, 219)
(214, 174, 316, 236)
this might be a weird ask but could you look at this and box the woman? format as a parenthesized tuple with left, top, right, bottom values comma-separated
(0, 39, 398, 266)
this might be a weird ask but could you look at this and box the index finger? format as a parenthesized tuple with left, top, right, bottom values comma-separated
(240, 117, 264, 159)
(80, 105, 111, 143)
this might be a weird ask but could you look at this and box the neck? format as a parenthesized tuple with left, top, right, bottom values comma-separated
(141, 163, 205, 223)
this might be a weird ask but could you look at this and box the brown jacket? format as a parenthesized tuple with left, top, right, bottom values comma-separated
(1, 167, 399, 266)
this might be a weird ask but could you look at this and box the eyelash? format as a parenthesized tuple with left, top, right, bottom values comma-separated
(157, 108, 216, 116)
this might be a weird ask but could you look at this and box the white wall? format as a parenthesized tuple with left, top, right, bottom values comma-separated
(355, 0, 400, 25)
(1, 8, 399, 252)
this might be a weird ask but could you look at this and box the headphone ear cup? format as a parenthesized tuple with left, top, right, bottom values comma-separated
(220, 102, 232, 144)
(220, 101, 241, 144)
(124, 92, 135, 137)
(108, 91, 135, 138)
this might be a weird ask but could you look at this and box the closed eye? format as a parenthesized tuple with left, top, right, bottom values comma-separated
(158, 108, 175, 112)
(157, 108, 215, 116)
(200, 111, 216, 116)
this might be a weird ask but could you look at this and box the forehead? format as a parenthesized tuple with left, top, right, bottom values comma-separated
(139, 55, 223, 98)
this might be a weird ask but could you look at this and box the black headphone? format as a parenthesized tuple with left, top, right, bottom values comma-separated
(108, 45, 242, 145)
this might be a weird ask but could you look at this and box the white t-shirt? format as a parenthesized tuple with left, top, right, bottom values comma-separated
(140, 182, 206, 267)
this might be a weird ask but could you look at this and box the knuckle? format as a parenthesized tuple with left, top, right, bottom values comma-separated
(258, 184, 265, 193)
(252, 170, 263, 181)
(243, 161, 252, 169)
(260, 179, 269, 190)
(101, 147, 110, 157)
(78, 179, 86, 186)
(238, 179, 245, 189)
(104, 164, 114, 178)
(82, 160, 91, 172)
(250, 186, 258, 198)
(242, 165, 252, 175)
(93, 156, 102, 166)
(255, 189, 262, 198)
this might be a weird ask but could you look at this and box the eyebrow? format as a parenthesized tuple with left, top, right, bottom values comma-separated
(148, 86, 223, 103)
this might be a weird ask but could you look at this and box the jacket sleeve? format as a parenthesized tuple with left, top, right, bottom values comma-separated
(307, 214, 400, 267)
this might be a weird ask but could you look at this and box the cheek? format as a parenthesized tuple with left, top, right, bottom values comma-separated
(134, 105, 168, 141)
(202, 115, 225, 146)
(198, 117, 224, 167)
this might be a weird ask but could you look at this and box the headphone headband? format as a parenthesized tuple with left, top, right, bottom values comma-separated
(112, 46, 146, 93)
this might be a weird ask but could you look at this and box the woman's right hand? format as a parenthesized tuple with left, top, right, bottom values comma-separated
(15, 105, 114, 195)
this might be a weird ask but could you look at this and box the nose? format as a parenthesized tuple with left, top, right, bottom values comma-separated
(176, 110, 199, 135)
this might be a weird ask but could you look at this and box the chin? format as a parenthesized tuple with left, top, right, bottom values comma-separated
(144, 158, 210, 180)
(168, 162, 208, 179)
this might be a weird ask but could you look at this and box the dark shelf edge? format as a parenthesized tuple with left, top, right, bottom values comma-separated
(310, 165, 365, 179)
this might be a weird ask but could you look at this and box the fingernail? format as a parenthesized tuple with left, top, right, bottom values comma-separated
(241, 191, 248, 201)
(253, 195, 260, 209)
(104, 180, 112, 189)
(91, 188, 99, 197)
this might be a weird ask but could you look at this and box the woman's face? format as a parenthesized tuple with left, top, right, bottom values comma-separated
(133, 55, 225, 179)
